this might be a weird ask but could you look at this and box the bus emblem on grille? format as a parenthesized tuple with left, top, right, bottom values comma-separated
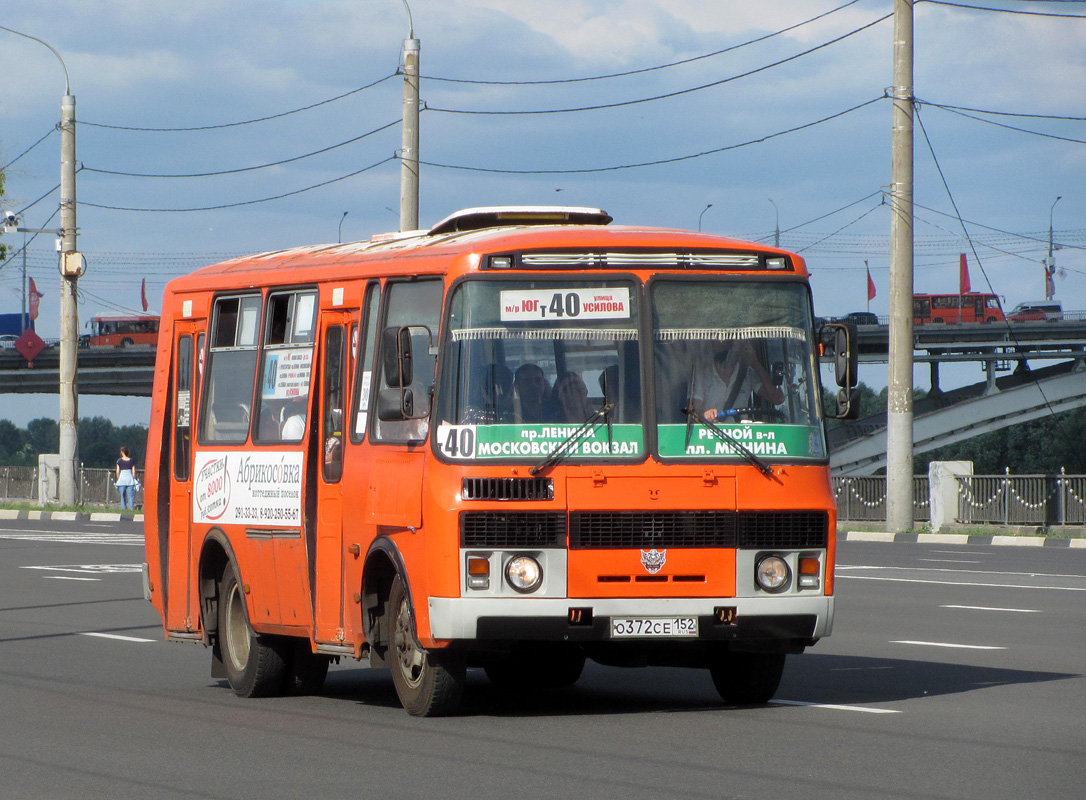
(640, 549, 667, 574)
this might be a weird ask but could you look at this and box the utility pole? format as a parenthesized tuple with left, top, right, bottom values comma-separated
(1, 26, 81, 505)
(399, 0, 420, 232)
(886, 0, 914, 532)
(59, 90, 81, 506)
(1046, 196, 1061, 300)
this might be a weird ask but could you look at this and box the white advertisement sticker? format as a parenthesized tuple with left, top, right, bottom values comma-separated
(500, 288, 631, 321)
(193, 451, 303, 526)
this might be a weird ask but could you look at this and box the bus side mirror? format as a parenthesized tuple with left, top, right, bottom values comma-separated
(377, 387, 414, 421)
(836, 387, 861, 420)
(382, 326, 413, 387)
(829, 323, 858, 389)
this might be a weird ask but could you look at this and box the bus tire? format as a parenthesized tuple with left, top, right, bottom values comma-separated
(484, 644, 585, 689)
(286, 641, 331, 695)
(120, 337, 134, 348)
(709, 651, 786, 705)
(388, 575, 465, 716)
(218, 563, 288, 698)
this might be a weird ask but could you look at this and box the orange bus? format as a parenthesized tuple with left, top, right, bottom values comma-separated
(143, 206, 857, 716)
(81, 314, 160, 347)
(912, 293, 1003, 324)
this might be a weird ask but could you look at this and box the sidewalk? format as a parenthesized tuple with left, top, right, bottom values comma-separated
(0, 508, 145, 523)
(842, 530, 1086, 548)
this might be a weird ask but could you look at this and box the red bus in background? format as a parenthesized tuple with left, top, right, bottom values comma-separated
(81, 315, 160, 347)
(913, 293, 1003, 324)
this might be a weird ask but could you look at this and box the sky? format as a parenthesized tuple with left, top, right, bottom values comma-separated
(1, 0, 1084, 427)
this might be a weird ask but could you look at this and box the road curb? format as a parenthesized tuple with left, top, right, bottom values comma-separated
(0, 509, 144, 523)
(843, 530, 1086, 548)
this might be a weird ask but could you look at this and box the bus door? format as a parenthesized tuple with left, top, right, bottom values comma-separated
(313, 310, 352, 643)
(166, 320, 204, 632)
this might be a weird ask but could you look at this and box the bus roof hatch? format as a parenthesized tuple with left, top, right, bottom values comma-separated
(428, 206, 613, 235)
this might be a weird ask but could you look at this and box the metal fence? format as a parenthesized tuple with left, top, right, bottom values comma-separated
(832, 476, 930, 522)
(958, 471, 1086, 527)
(0, 465, 144, 508)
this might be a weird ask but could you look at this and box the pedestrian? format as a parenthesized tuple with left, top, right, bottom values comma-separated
(115, 446, 138, 511)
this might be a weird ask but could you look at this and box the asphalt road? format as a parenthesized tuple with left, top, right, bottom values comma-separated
(1, 516, 1083, 800)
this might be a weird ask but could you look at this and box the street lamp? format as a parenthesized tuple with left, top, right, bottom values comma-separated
(698, 203, 713, 232)
(338, 211, 349, 243)
(1046, 196, 1061, 300)
(768, 198, 780, 247)
(1, 25, 81, 506)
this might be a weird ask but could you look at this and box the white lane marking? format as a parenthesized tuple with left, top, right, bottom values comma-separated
(80, 632, 156, 643)
(837, 575, 1086, 591)
(930, 550, 991, 555)
(892, 640, 1006, 650)
(773, 699, 900, 714)
(23, 564, 142, 574)
(44, 576, 101, 582)
(0, 530, 143, 546)
(918, 559, 981, 564)
(838, 565, 1086, 579)
(941, 604, 1041, 613)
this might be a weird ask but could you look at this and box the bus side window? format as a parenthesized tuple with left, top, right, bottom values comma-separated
(174, 335, 193, 480)
(199, 295, 261, 443)
(350, 283, 380, 443)
(322, 325, 346, 482)
(255, 290, 319, 443)
(373, 279, 443, 443)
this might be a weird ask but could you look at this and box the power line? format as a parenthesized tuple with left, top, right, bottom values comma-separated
(922, 103, 1086, 145)
(917, 98, 1086, 122)
(79, 73, 398, 132)
(426, 14, 892, 116)
(420, 96, 883, 174)
(921, 0, 1086, 19)
(423, 0, 869, 86)
(79, 156, 395, 212)
(1, 127, 56, 172)
(82, 119, 400, 179)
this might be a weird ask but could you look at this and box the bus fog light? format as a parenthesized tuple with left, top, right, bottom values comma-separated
(755, 555, 791, 593)
(505, 555, 543, 593)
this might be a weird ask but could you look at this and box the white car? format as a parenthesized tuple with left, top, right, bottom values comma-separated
(0, 334, 19, 349)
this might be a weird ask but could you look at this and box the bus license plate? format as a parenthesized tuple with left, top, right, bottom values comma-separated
(610, 616, 698, 638)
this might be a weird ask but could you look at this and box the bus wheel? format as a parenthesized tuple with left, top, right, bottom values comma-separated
(709, 652, 786, 705)
(388, 575, 465, 716)
(286, 641, 331, 696)
(218, 563, 288, 698)
(120, 337, 134, 348)
(484, 644, 585, 689)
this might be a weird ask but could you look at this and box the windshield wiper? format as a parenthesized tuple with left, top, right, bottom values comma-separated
(529, 402, 615, 476)
(680, 366, 776, 480)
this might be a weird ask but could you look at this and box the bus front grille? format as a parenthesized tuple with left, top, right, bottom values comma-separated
(461, 477, 554, 501)
(736, 511, 828, 549)
(569, 511, 738, 549)
(569, 510, 829, 550)
(460, 511, 566, 548)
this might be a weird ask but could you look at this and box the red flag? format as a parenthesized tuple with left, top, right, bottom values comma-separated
(866, 261, 876, 301)
(959, 253, 971, 295)
(141, 278, 149, 312)
(28, 278, 44, 322)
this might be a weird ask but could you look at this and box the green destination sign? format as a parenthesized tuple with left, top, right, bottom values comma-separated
(436, 423, 643, 461)
(656, 423, 826, 460)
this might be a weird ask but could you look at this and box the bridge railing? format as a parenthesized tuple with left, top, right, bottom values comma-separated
(0, 465, 144, 508)
(832, 476, 931, 522)
(958, 471, 1086, 527)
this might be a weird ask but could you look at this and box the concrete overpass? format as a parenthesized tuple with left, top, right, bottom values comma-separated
(0, 346, 155, 396)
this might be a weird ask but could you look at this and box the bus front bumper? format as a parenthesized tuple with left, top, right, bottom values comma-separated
(427, 594, 833, 643)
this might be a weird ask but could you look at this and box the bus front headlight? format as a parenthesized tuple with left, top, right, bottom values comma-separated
(505, 555, 543, 594)
(755, 555, 791, 593)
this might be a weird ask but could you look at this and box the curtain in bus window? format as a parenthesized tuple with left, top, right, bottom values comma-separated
(435, 279, 643, 462)
(256, 290, 319, 443)
(351, 284, 380, 442)
(651, 280, 825, 461)
(200, 295, 261, 443)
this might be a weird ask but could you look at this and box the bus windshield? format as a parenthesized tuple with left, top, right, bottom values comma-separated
(652, 279, 826, 461)
(436, 278, 643, 461)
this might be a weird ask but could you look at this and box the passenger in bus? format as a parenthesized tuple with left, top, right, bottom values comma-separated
(512, 363, 551, 422)
(548, 371, 592, 423)
(281, 397, 308, 441)
(697, 339, 783, 422)
(463, 363, 514, 423)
